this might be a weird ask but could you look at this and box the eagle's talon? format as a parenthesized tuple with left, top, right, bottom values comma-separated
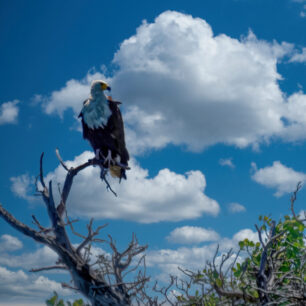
(103, 150, 114, 168)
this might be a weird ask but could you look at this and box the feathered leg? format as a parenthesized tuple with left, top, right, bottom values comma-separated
(95, 149, 101, 160)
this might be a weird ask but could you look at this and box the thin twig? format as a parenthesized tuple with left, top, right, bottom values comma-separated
(55, 148, 69, 171)
(30, 265, 67, 272)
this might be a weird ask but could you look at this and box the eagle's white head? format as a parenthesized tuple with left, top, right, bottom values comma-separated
(90, 80, 111, 98)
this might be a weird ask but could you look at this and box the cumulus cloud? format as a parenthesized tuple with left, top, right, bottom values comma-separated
(42, 71, 107, 117)
(0, 266, 70, 303)
(0, 100, 19, 125)
(36, 11, 306, 154)
(166, 226, 219, 244)
(0, 235, 23, 252)
(0, 246, 58, 270)
(33, 151, 219, 223)
(219, 158, 235, 169)
(232, 229, 259, 244)
(251, 161, 306, 197)
(228, 202, 246, 213)
(111, 11, 295, 152)
(112, 11, 291, 150)
(279, 92, 306, 142)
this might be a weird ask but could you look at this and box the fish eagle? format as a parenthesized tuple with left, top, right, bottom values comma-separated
(78, 80, 130, 180)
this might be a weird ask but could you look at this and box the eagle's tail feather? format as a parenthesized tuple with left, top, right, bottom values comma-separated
(109, 165, 127, 180)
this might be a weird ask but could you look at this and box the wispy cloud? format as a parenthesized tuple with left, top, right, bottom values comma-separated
(10, 174, 37, 203)
(292, 0, 306, 17)
(289, 47, 306, 63)
(0, 100, 19, 125)
(219, 158, 235, 169)
(228, 202, 246, 213)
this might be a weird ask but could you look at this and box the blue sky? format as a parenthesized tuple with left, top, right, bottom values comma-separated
(1, 0, 306, 304)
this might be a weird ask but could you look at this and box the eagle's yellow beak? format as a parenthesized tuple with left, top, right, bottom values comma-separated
(101, 83, 111, 91)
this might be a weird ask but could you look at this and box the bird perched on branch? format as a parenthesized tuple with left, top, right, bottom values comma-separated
(79, 80, 130, 180)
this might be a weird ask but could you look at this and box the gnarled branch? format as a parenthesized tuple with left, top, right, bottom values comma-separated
(0, 151, 148, 306)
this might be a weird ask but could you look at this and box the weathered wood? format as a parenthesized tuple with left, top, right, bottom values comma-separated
(0, 151, 148, 305)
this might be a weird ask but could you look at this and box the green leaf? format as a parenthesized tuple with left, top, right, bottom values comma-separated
(46, 292, 58, 306)
(215, 278, 222, 287)
(298, 222, 305, 232)
(73, 299, 84, 306)
(279, 265, 290, 272)
(57, 300, 65, 306)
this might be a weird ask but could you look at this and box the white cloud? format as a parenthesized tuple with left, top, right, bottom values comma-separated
(228, 202, 246, 213)
(166, 226, 220, 244)
(0, 235, 23, 252)
(147, 228, 257, 279)
(111, 11, 295, 152)
(278, 92, 306, 143)
(0, 241, 108, 272)
(36, 11, 306, 155)
(41, 151, 219, 223)
(0, 266, 70, 303)
(0, 100, 19, 125)
(219, 158, 235, 169)
(232, 229, 259, 244)
(251, 161, 306, 197)
(0, 246, 58, 270)
(289, 47, 306, 63)
(42, 71, 107, 117)
(0, 303, 43, 306)
(292, 1, 306, 17)
(10, 174, 37, 202)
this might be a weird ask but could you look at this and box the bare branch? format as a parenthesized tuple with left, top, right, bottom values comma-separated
(31, 215, 52, 233)
(291, 181, 305, 223)
(55, 148, 69, 171)
(76, 219, 107, 255)
(30, 265, 67, 273)
(0, 204, 52, 246)
(0, 153, 136, 305)
(39, 152, 46, 189)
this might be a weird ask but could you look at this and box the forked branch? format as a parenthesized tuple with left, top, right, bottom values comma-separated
(0, 151, 148, 306)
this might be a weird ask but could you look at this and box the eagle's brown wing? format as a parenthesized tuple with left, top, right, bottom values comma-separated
(106, 100, 129, 165)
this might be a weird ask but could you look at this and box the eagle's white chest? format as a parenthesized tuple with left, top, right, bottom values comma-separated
(82, 97, 112, 129)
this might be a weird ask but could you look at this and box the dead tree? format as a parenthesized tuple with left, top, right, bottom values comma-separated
(0, 151, 148, 306)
